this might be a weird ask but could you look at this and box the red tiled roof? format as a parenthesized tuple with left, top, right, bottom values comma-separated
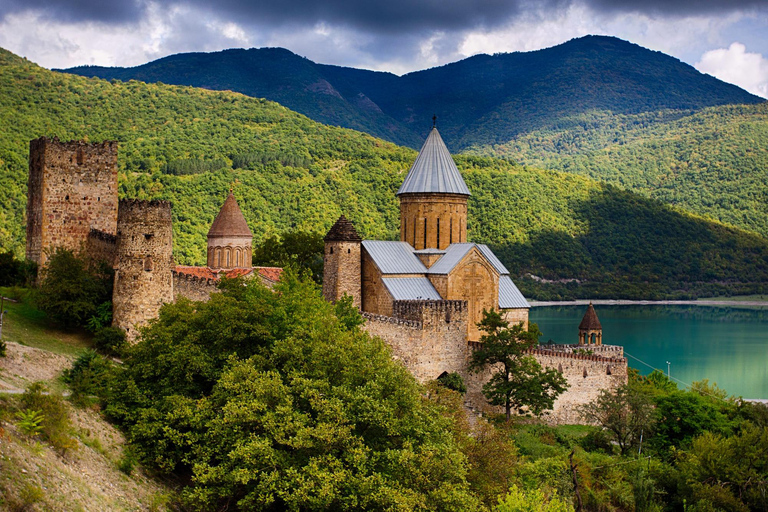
(256, 266, 283, 283)
(174, 265, 283, 283)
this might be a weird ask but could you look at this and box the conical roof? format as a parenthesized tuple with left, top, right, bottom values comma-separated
(579, 302, 602, 330)
(208, 193, 252, 238)
(324, 215, 362, 242)
(397, 127, 471, 196)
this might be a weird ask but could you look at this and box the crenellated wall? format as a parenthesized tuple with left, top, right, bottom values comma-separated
(173, 271, 219, 302)
(364, 300, 469, 383)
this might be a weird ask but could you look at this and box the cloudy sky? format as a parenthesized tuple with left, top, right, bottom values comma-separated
(1, 0, 767, 98)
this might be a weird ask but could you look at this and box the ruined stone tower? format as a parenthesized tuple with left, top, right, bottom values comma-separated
(26, 137, 118, 266)
(397, 127, 470, 250)
(112, 199, 174, 339)
(322, 215, 362, 307)
(207, 192, 253, 270)
(579, 302, 603, 345)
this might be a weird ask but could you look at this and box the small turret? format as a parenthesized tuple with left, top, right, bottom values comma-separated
(322, 215, 362, 307)
(579, 302, 603, 345)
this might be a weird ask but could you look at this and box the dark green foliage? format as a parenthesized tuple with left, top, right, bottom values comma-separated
(86, 301, 113, 333)
(251, 231, 324, 283)
(652, 390, 734, 451)
(162, 158, 227, 175)
(63, 350, 114, 403)
(437, 372, 467, 394)
(92, 326, 127, 357)
(333, 294, 365, 331)
(35, 249, 113, 329)
(103, 274, 479, 510)
(470, 311, 568, 420)
(0, 252, 35, 287)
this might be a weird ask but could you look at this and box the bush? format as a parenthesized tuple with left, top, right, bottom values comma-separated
(93, 326, 127, 357)
(63, 350, 113, 403)
(437, 371, 467, 394)
(20, 382, 75, 454)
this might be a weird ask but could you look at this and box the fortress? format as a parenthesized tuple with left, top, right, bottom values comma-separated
(25, 136, 281, 339)
(26, 130, 626, 422)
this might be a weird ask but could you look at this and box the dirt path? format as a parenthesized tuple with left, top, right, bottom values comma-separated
(0, 341, 74, 391)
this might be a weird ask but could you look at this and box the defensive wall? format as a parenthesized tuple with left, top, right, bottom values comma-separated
(172, 271, 219, 302)
(85, 229, 117, 266)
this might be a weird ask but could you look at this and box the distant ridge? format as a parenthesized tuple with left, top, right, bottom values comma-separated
(61, 35, 763, 151)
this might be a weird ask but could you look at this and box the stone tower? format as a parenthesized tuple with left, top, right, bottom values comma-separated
(26, 137, 118, 266)
(397, 127, 471, 250)
(207, 192, 253, 270)
(579, 302, 603, 345)
(322, 215, 362, 307)
(112, 199, 174, 340)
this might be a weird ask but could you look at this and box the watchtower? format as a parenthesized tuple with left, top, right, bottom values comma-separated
(112, 199, 174, 340)
(26, 137, 118, 266)
(322, 215, 362, 307)
(579, 302, 603, 345)
(397, 126, 470, 250)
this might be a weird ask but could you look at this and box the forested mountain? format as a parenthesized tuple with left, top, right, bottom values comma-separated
(3, 47, 768, 299)
(61, 35, 762, 151)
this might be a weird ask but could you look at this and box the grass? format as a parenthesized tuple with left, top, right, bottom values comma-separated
(1, 287, 92, 356)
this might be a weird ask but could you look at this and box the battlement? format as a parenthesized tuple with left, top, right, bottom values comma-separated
(393, 299, 467, 322)
(31, 136, 117, 153)
(118, 198, 173, 212)
(172, 268, 217, 286)
(467, 341, 625, 363)
(361, 311, 422, 329)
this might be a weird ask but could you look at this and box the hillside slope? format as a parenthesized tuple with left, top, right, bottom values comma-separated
(3, 48, 768, 298)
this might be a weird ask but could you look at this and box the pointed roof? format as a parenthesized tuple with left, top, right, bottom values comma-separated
(208, 193, 252, 238)
(397, 127, 471, 196)
(324, 215, 362, 242)
(579, 302, 602, 330)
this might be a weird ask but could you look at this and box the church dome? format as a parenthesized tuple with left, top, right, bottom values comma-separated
(208, 192, 252, 238)
(397, 127, 471, 196)
(579, 302, 602, 330)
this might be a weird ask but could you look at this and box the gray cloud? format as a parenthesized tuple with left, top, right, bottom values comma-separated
(583, 0, 767, 17)
(0, 0, 144, 23)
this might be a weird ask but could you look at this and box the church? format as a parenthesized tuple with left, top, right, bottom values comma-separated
(322, 126, 529, 342)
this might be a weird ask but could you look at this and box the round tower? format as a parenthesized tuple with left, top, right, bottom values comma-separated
(397, 126, 471, 250)
(579, 302, 603, 345)
(112, 199, 174, 340)
(322, 215, 362, 307)
(207, 192, 253, 270)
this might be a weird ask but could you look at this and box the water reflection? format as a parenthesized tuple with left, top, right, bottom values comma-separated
(530, 305, 768, 399)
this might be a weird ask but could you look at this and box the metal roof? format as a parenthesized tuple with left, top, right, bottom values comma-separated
(499, 275, 530, 309)
(361, 240, 427, 275)
(383, 277, 442, 301)
(477, 244, 509, 275)
(426, 243, 475, 274)
(396, 127, 471, 196)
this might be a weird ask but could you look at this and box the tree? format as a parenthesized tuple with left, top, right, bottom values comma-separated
(577, 383, 655, 456)
(35, 249, 113, 329)
(106, 273, 481, 511)
(469, 310, 568, 421)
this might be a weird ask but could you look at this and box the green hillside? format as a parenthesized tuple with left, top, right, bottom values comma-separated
(474, 105, 768, 238)
(3, 48, 768, 299)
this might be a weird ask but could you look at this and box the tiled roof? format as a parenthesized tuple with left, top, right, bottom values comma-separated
(173, 265, 283, 283)
(499, 275, 530, 309)
(362, 241, 427, 275)
(324, 215, 362, 242)
(579, 303, 602, 330)
(397, 127, 471, 196)
(208, 193, 253, 238)
(382, 277, 442, 300)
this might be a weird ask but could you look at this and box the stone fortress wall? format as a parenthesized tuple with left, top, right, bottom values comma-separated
(172, 271, 219, 302)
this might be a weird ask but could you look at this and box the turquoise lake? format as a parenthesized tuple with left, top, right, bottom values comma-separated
(529, 305, 768, 399)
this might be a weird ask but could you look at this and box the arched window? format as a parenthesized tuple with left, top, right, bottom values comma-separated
(225, 248, 231, 268)
(144, 255, 153, 272)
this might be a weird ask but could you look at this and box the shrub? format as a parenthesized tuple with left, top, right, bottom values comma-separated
(14, 409, 44, 437)
(63, 351, 113, 403)
(20, 382, 75, 454)
(437, 371, 467, 394)
(93, 326, 127, 357)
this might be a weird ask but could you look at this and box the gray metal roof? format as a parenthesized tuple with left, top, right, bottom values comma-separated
(499, 275, 530, 309)
(426, 243, 475, 274)
(477, 244, 509, 275)
(383, 277, 442, 301)
(361, 240, 427, 275)
(396, 127, 471, 196)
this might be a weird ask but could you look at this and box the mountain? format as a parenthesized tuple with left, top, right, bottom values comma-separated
(61, 35, 762, 151)
(3, 48, 768, 299)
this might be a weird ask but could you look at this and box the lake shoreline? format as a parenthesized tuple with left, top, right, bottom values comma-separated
(530, 299, 768, 307)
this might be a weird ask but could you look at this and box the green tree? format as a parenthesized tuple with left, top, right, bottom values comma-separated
(496, 485, 574, 512)
(577, 383, 655, 456)
(35, 249, 113, 329)
(470, 311, 568, 421)
(252, 231, 325, 284)
(106, 273, 480, 511)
